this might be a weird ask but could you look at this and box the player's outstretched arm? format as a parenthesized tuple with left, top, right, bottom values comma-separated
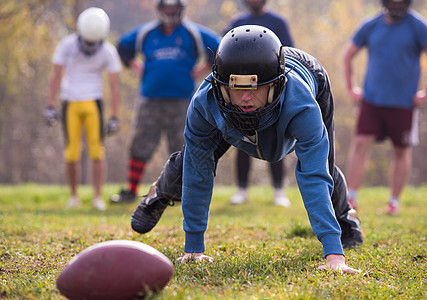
(319, 254, 361, 274)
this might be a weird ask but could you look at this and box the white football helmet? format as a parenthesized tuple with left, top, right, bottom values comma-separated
(77, 7, 110, 43)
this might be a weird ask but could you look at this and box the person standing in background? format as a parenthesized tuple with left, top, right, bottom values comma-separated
(225, 0, 294, 207)
(344, 0, 427, 215)
(110, 0, 221, 203)
(46, 7, 122, 210)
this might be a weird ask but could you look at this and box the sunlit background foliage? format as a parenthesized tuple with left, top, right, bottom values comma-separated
(1, 0, 426, 187)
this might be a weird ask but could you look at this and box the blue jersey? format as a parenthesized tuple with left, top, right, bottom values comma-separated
(118, 21, 221, 100)
(226, 11, 293, 47)
(182, 58, 343, 257)
(353, 10, 427, 108)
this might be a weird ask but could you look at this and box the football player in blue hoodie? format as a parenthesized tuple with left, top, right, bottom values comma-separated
(132, 25, 362, 273)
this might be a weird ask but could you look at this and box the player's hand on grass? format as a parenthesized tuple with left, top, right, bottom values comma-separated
(177, 253, 214, 264)
(318, 254, 361, 274)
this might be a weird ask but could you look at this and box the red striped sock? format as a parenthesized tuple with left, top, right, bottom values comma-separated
(127, 158, 146, 194)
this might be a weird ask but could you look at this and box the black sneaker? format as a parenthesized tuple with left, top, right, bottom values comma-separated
(339, 209, 363, 249)
(131, 181, 174, 234)
(110, 189, 136, 203)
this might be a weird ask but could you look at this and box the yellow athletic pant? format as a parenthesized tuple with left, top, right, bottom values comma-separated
(62, 100, 104, 162)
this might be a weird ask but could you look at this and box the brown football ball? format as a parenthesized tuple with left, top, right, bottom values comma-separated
(56, 240, 174, 300)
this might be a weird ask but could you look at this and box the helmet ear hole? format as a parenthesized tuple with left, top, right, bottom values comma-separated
(220, 85, 231, 103)
(267, 86, 275, 104)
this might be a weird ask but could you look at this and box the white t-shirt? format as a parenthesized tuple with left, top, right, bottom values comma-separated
(52, 33, 122, 101)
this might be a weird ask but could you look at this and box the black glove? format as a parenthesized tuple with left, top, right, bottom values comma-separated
(107, 117, 119, 135)
(44, 106, 59, 126)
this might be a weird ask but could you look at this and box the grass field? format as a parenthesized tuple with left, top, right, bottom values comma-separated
(1, 184, 426, 299)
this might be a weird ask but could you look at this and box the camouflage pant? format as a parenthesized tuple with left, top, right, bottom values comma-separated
(129, 98, 189, 161)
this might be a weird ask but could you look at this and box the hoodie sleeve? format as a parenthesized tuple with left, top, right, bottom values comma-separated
(287, 93, 343, 257)
(182, 88, 222, 253)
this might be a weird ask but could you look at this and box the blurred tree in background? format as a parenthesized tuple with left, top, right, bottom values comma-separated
(0, 0, 426, 187)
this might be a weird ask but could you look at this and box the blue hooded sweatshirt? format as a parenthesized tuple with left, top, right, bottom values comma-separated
(182, 56, 343, 257)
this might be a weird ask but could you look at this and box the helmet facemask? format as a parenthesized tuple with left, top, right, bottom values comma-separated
(157, 0, 185, 27)
(78, 36, 103, 56)
(212, 25, 286, 137)
(212, 74, 285, 136)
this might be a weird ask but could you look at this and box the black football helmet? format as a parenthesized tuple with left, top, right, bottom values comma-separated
(212, 25, 286, 136)
(382, 0, 411, 21)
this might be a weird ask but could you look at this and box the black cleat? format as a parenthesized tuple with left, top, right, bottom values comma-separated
(131, 181, 174, 234)
(110, 189, 137, 203)
(339, 209, 363, 249)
